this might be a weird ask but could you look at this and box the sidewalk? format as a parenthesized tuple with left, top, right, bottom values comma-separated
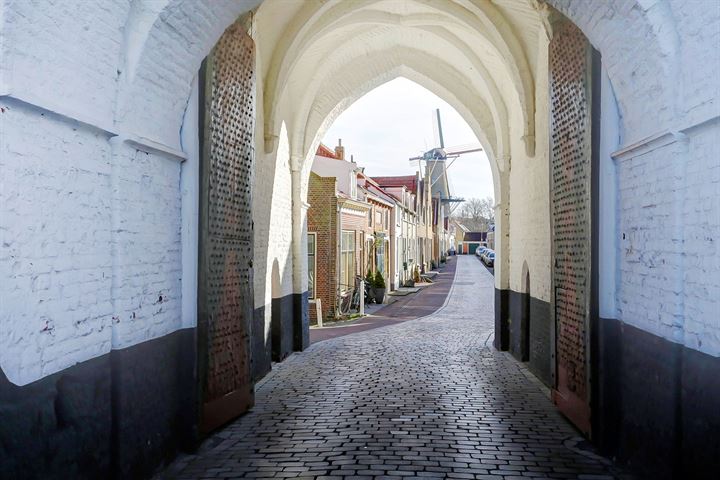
(309, 257, 457, 344)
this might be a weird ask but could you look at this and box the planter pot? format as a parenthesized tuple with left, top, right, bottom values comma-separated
(366, 286, 376, 304)
(375, 288, 386, 304)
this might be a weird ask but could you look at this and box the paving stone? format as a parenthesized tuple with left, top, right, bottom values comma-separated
(157, 257, 632, 479)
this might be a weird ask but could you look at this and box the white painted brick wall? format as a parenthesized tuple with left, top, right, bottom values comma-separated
(616, 126, 720, 356)
(1, 0, 128, 125)
(116, 1, 261, 148)
(508, 29, 552, 302)
(0, 102, 114, 385)
(109, 143, 183, 349)
(253, 126, 295, 306)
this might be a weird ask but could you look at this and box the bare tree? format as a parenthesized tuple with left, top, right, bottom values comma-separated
(453, 196, 495, 231)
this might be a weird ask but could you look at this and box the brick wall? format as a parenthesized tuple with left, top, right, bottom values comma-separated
(307, 174, 337, 322)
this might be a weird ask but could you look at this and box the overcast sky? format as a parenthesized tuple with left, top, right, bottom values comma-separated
(322, 77, 495, 204)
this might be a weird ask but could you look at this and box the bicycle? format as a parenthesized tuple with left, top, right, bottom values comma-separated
(336, 284, 355, 316)
(350, 275, 366, 310)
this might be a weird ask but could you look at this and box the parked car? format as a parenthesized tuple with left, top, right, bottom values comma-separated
(476, 247, 487, 257)
(484, 251, 495, 267)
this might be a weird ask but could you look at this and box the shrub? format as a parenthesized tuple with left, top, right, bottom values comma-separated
(374, 270, 386, 289)
(364, 269, 374, 287)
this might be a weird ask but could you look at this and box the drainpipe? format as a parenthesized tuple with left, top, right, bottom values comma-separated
(336, 199, 343, 318)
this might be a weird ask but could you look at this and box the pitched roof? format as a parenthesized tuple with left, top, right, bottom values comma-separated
(316, 143, 339, 159)
(372, 175, 418, 193)
(452, 221, 469, 232)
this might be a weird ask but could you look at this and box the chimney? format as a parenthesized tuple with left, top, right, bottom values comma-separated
(335, 138, 345, 160)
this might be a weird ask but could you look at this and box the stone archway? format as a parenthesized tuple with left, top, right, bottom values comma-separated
(1, 1, 718, 479)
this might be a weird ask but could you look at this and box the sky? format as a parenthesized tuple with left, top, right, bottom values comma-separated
(322, 77, 495, 204)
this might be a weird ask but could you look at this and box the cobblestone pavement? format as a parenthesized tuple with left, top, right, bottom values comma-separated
(160, 256, 631, 480)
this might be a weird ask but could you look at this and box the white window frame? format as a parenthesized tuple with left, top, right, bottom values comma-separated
(307, 232, 317, 299)
(340, 230, 355, 291)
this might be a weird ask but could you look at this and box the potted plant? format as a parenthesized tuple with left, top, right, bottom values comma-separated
(373, 270, 386, 304)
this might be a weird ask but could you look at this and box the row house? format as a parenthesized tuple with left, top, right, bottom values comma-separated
(374, 173, 434, 275)
(374, 179, 418, 289)
(308, 142, 396, 322)
(357, 173, 394, 285)
(308, 141, 455, 322)
(307, 142, 370, 321)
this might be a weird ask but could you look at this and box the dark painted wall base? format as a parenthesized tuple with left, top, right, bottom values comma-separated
(251, 306, 272, 382)
(111, 329, 197, 479)
(495, 289, 720, 477)
(506, 289, 552, 387)
(293, 292, 309, 351)
(595, 318, 720, 479)
(494, 288, 509, 351)
(0, 352, 112, 480)
(253, 292, 310, 380)
(1, 288, 313, 480)
(271, 295, 295, 362)
(0, 329, 197, 480)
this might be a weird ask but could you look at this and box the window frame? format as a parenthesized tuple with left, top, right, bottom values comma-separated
(307, 232, 317, 299)
(340, 230, 355, 291)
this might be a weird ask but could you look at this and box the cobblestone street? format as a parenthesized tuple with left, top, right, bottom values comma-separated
(160, 256, 630, 479)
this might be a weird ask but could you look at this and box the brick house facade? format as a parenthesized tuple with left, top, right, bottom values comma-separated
(306, 172, 338, 323)
(307, 143, 375, 322)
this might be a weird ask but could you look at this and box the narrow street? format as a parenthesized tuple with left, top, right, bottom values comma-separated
(160, 256, 629, 480)
(309, 259, 456, 344)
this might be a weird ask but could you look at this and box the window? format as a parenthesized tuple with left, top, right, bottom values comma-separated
(307, 233, 316, 298)
(375, 239, 385, 276)
(368, 208, 373, 227)
(340, 231, 355, 290)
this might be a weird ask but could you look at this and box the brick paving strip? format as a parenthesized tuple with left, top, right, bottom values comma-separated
(159, 256, 633, 480)
(310, 259, 458, 344)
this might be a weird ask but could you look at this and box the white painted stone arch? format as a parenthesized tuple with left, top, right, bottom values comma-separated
(262, 0, 536, 156)
(115, 0, 263, 148)
(109, 0, 683, 168)
(291, 47, 501, 171)
(279, 21, 510, 160)
(298, 65, 503, 204)
(285, 58, 509, 292)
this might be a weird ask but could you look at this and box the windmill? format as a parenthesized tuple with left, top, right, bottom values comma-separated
(409, 109, 483, 214)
